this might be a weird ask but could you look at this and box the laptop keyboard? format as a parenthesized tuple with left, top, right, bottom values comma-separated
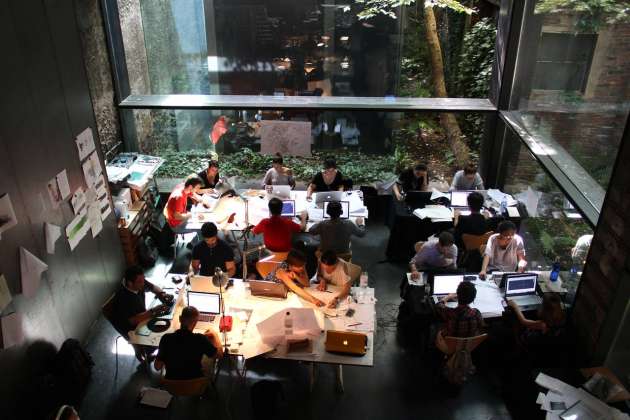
(511, 295, 542, 307)
(198, 313, 216, 323)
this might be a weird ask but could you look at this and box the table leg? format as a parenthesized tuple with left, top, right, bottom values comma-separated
(335, 364, 344, 393)
(308, 362, 317, 392)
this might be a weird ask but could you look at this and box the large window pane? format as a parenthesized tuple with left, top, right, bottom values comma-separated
(118, 0, 498, 98)
(509, 0, 629, 212)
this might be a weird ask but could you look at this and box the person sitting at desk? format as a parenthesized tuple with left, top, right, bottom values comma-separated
(409, 232, 458, 278)
(265, 249, 325, 307)
(436, 281, 485, 337)
(191, 222, 236, 277)
(253, 198, 306, 253)
(308, 201, 366, 259)
(154, 306, 223, 380)
(454, 191, 490, 248)
(306, 156, 344, 201)
(312, 250, 352, 309)
(165, 176, 203, 232)
(479, 221, 526, 278)
(197, 159, 221, 195)
(393, 163, 429, 201)
(450, 162, 484, 191)
(262, 153, 295, 189)
(111, 266, 173, 362)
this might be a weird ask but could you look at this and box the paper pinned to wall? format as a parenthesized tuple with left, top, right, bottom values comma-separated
(56, 169, 71, 200)
(1, 312, 24, 349)
(82, 152, 103, 188)
(44, 222, 62, 254)
(20, 247, 48, 298)
(70, 187, 87, 215)
(46, 176, 63, 209)
(87, 203, 103, 238)
(0, 193, 18, 240)
(66, 210, 90, 251)
(0, 274, 12, 313)
(75, 127, 95, 161)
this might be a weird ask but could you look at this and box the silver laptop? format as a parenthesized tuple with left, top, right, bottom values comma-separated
(323, 200, 349, 219)
(315, 191, 344, 207)
(268, 185, 291, 199)
(249, 280, 288, 299)
(504, 273, 542, 308)
(187, 290, 221, 322)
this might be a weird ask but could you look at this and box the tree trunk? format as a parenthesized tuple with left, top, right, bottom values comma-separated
(423, 5, 470, 166)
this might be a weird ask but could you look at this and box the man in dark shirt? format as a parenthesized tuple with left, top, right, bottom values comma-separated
(453, 191, 490, 248)
(154, 306, 223, 379)
(435, 281, 484, 338)
(197, 160, 221, 194)
(253, 197, 306, 252)
(191, 222, 236, 277)
(393, 163, 429, 201)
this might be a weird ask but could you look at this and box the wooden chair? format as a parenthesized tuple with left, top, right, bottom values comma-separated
(435, 331, 488, 384)
(460, 231, 493, 271)
(255, 251, 287, 278)
(161, 376, 210, 397)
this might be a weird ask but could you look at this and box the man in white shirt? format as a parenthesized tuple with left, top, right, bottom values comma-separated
(450, 163, 484, 191)
(479, 221, 526, 278)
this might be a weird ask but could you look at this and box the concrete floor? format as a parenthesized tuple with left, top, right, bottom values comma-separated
(80, 222, 514, 420)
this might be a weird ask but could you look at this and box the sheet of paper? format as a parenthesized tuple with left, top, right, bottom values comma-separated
(44, 222, 62, 254)
(256, 307, 322, 345)
(344, 190, 367, 214)
(82, 151, 102, 188)
(345, 304, 375, 332)
(507, 206, 520, 217)
(430, 188, 450, 201)
(20, 247, 48, 298)
(487, 189, 518, 206)
(0, 193, 18, 238)
(87, 203, 103, 238)
(70, 187, 87, 215)
(470, 280, 504, 317)
(55, 169, 71, 200)
(407, 272, 425, 286)
(75, 127, 95, 161)
(105, 165, 130, 182)
(0, 275, 12, 313)
(66, 210, 90, 251)
(139, 387, 172, 408)
(1, 312, 24, 348)
(46, 176, 63, 209)
(413, 205, 453, 220)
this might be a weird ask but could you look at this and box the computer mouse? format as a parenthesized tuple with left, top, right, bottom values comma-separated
(154, 320, 167, 327)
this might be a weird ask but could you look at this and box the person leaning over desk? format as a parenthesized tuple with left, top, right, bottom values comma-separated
(393, 162, 429, 201)
(409, 231, 458, 279)
(262, 153, 295, 189)
(191, 222, 236, 277)
(197, 159, 221, 195)
(312, 250, 353, 309)
(479, 221, 527, 279)
(306, 156, 344, 201)
(253, 197, 307, 253)
(164, 176, 203, 233)
(264, 249, 325, 307)
(154, 306, 223, 380)
(449, 162, 484, 191)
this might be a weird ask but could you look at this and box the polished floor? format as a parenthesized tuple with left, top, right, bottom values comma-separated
(80, 222, 514, 420)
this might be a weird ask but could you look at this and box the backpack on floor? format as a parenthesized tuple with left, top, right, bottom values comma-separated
(53, 338, 95, 406)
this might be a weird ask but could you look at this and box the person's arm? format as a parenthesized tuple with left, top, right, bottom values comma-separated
(445, 246, 458, 269)
(297, 212, 307, 232)
(261, 169, 272, 188)
(327, 276, 352, 308)
(393, 182, 404, 201)
(316, 264, 327, 291)
(153, 358, 164, 371)
(128, 307, 158, 328)
(204, 329, 224, 358)
(191, 259, 201, 274)
(225, 260, 236, 277)
(352, 218, 366, 237)
(154, 339, 166, 371)
(306, 183, 316, 200)
(516, 250, 527, 272)
(440, 293, 458, 304)
(506, 300, 546, 331)
(453, 209, 461, 227)
(479, 239, 493, 278)
(449, 172, 458, 192)
(409, 249, 424, 279)
(475, 174, 485, 190)
(277, 270, 324, 306)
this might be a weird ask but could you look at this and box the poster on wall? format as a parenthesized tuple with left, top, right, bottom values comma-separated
(46, 177, 63, 209)
(87, 203, 103, 238)
(82, 152, 103, 188)
(260, 120, 312, 157)
(56, 170, 71, 200)
(75, 127, 95, 161)
(0, 193, 18, 239)
(66, 209, 90, 251)
(44, 222, 62, 254)
(70, 187, 87, 215)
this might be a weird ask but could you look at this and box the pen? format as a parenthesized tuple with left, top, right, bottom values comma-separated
(324, 290, 333, 293)
(347, 322, 362, 327)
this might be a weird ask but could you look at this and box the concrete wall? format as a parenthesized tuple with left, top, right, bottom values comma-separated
(0, 0, 125, 417)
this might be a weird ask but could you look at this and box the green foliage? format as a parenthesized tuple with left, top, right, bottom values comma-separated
(525, 217, 592, 269)
(535, 0, 630, 32)
(356, 0, 475, 20)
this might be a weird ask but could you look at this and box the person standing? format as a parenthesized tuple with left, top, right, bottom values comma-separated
(450, 163, 484, 191)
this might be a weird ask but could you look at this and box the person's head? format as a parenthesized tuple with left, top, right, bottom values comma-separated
(323, 156, 337, 174)
(539, 293, 565, 326)
(496, 221, 517, 248)
(184, 176, 203, 193)
(201, 222, 218, 246)
(268, 197, 283, 216)
(272, 153, 284, 170)
(179, 306, 200, 330)
(437, 231, 455, 255)
(206, 160, 219, 177)
(326, 201, 343, 219)
(53, 405, 80, 420)
(467, 191, 484, 212)
(285, 249, 307, 274)
(124, 265, 145, 292)
(413, 163, 428, 179)
(320, 250, 339, 274)
(457, 281, 477, 306)
(463, 163, 477, 182)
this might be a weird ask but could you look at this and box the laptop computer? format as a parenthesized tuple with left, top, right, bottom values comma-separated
(432, 274, 464, 296)
(450, 190, 472, 208)
(405, 191, 433, 209)
(315, 191, 344, 207)
(504, 273, 542, 308)
(323, 200, 349, 219)
(187, 290, 221, 322)
(279, 200, 295, 217)
(249, 280, 288, 299)
(325, 330, 367, 356)
(268, 185, 291, 199)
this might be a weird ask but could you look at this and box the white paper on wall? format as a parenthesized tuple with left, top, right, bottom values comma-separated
(56, 169, 71, 200)
(75, 127, 95, 161)
(66, 210, 90, 251)
(0, 193, 18, 239)
(19, 247, 48, 298)
(44, 222, 62, 254)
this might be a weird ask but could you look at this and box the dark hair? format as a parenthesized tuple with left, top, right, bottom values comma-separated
(208, 160, 219, 169)
(180, 306, 199, 326)
(438, 231, 455, 247)
(457, 281, 477, 305)
(320, 250, 338, 265)
(326, 201, 343, 218)
(323, 157, 337, 170)
(497, 220, 517, 234)
(201, 222, 218, 238)
(286, 249, 306, 267)
(268, 197, 283, 216)
(272, 153, 283, 165)
(467, 191, 484, 212)
(124, 265, 144, 284)
(185, 176, 203, 188)
(413, 163, 427, 172)
(463, 163, 477, 175)
(540, 293, 565, 326)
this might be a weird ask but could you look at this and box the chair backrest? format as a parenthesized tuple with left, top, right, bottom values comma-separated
(161, 376, 209, 397)
(255, 252, 287, 279)
(344, 260, 362, 284)
(462, 232, 493, 252)
(437, 331, 488, 355)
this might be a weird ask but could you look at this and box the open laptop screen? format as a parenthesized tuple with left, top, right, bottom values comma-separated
(323, 201, 350, 219)
(187, 291, 221, 314)
(280, 200, 295, 217)
(450, 191, 471, 207)
(505, 274, 537, 296)
(433, 275, 464, 295)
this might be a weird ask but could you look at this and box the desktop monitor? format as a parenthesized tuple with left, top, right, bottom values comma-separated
(432, 275, 464, 296)
(450, 191, 472, 208)
(187, 291, 221, 315)
(323, 201, 350, 219)
(280, 200, 295, 217)
(504, 273, 538, 297)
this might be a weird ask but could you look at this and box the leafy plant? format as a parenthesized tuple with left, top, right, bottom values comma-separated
(535, 0, 630, 32)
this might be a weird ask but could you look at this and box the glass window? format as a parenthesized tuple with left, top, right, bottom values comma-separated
(509, 0, 629, 212)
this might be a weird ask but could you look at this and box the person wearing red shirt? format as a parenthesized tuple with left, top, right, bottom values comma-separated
(253, 198, 306, 252)
(165, 176, 203, 232)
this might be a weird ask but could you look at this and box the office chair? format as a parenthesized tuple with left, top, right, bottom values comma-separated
(435, 331, 488, 385)
(460, 231, 493, 271)
(101, 293, 124, 378)
(255, 251, 287, 278)
(160, 375, 212, 419)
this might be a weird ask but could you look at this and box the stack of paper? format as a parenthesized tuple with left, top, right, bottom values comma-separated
(470, 280, 504, 317)
(139, 387, 172, 408)
(413, 205, 453, 221)
(487, 189, 518, 206)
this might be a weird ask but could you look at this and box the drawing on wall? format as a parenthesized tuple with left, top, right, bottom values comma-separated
(260, 120, 312, 157)
(82, 152, 102, 188)
(75, 127, 95, 161)
(66, 210, 90, 251)
(44, 222, 62, 254)
(0, 194, 18, 239)
(70, 187, 87, 215)
(47, 177, 63, 209)
(56, 169, 71, 200)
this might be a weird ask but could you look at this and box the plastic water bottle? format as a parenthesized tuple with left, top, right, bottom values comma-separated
(359, 272, 368, 303)
(284, 311, 293, 337)
(500, 197, 507, 216)
(550, 262, 561, 282)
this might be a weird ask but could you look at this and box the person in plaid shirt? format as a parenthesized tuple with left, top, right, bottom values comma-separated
(435, 281, 485, 337)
